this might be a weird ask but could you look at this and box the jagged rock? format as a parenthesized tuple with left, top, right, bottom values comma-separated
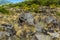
(48, 27, 54, 33)
(42, 28, 49, 35)
(1, 24, 16, 36)
(18, 12, 34, 26)
(52, 20, 58, 28)
(0, 31, 12, 40)
(1, 24, 13, 29)
(44, 16, 56, 24)
(42, 27, 60, 39)
(34, 33, 52, 40)
(0, 24, 16, 40)
(39, 6, 56, 16)
(47, 32, 60, 38)
(42, 27, 54, 35)
(35, 23, 42, 33)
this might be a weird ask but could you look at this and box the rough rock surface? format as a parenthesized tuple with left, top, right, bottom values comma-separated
(18, 13, 34, 26)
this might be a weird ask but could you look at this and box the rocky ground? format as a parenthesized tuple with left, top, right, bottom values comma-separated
(0, 6, 60, 40)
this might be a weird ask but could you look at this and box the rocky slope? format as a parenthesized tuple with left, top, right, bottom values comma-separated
(0, 6, 60, 40)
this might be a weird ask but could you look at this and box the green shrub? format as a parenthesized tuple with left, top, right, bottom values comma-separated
(56, 12, 60, 16)
(0, 6, 9, 14)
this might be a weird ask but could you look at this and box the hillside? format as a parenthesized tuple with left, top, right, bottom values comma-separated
(0, 0, 60, 40)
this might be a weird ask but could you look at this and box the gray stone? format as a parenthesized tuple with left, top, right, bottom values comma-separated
(1, 24, 13, 29)
(35, 33, 52, 40)
(0, 24, 16, 40)
(35, 23, 42, 33)
(44, 16, 56, 24)
(0, 31, 10, 40)
(1, 24, 16, 36)
(48, 32, 59, 38)
(0, 31, 5, 39)
(18, 13, 34, 26)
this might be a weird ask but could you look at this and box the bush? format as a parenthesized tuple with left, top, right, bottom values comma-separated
(56, 12, 60, 16)
(0, 6, 9, 14)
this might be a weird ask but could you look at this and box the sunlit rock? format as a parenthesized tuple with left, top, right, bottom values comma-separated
(18, 12, 34, 26)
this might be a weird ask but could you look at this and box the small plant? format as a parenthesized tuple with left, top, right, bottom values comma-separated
(50, 4, 56, 8)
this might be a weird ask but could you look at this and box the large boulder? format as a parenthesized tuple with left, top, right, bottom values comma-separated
(18, 13, 34, 26)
